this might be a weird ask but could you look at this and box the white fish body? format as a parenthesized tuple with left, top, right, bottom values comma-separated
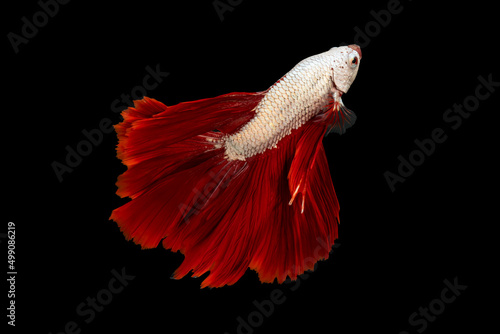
(224, 45, 361, 161)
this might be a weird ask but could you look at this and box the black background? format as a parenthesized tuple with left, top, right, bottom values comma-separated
(4, 0, 497, 333)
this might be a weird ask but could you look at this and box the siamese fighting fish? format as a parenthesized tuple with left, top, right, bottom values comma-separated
(111, 44, 361, 288)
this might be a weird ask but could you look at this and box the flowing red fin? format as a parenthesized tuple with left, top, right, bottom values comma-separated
(110, 92, 265, 249)
(111, 93, 340, 288)
(116, 92, 265, 168)
(287, 121, 328, 213)
(168, 121, 340, 288)
(248, 127, 340, 285)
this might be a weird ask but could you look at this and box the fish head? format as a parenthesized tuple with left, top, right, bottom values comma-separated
(329, 44, 361, 95)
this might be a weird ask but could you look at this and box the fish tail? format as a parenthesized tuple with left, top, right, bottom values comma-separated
(110, 93, 340, 288)
(110, 92, 264, 247)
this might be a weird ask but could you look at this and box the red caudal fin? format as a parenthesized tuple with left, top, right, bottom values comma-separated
(110, 94, 340, 288)
(111, 92, 265, 247)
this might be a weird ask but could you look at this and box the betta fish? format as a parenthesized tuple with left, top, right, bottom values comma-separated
(110, 44, 361, 288)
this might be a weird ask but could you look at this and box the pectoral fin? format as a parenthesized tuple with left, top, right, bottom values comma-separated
(326, 103, 357, 136)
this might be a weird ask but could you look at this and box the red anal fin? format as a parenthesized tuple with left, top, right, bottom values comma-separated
(288, 122, 327, 213)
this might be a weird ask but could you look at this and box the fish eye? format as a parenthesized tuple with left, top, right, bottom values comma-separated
(349, 54, 358, 68)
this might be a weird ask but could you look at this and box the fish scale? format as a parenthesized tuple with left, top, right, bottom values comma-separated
(223, 51, 337, 161)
